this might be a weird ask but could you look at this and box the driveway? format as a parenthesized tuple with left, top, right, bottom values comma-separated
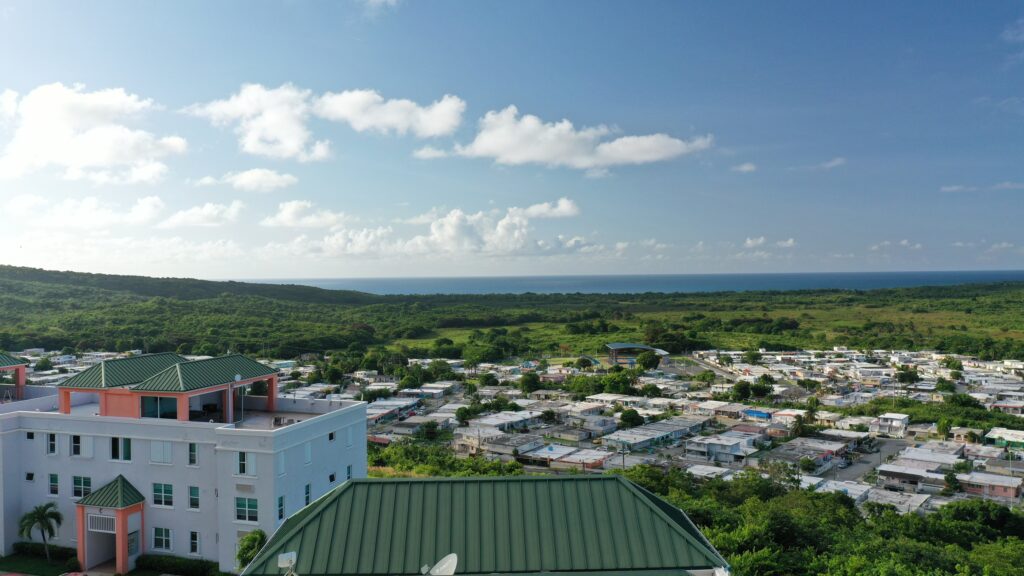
(829, 437, 909, 482)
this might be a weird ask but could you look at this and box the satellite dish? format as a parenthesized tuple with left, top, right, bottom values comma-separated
(278, 551, 297, 569)
(422, 553, 458, 576)
(235, 374, 243, 382)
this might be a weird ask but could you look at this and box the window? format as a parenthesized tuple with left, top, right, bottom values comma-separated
(153, 527, 172, 551)
(73, 476, 92, 498)
(71, 435, 81, 456)
(188, 442, 198, 466)
(277, 495, 285, 520)
(346, 464, 353, 480)
(328, 431, 335, 442)
(26, 432, 34, 440)
(276, 452, 285, 476)
(25, 472, 35, 482)
(142, 396, 177, 419)
(303, 442, 312, 464)
(48, 474, 58, 495)
(237, 452, 254, 476)
(46, 433, 57, 455)
(189, 531, 200, 555)
(304, 484, 311, 505)
(127, 531, 140, 556)
(188, 486, 200, 510)
(153, 483, 173, 507)
(150, 441, 172, 464)
(111, 437, 132, 461)
(235, 497, 258, 522)
(329, 473, 336, 483)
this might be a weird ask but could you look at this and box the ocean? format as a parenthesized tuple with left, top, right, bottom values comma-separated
(252, 270, 1024, 295)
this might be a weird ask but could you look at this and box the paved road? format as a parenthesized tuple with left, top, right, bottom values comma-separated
(830, 438, 909, 482)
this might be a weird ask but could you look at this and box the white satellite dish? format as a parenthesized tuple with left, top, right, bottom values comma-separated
(235, 374, 243, 382)
(421, 553, 458, 576)
(277, 552, 297, 569)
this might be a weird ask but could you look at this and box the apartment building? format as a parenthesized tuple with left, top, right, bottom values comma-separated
(0, 353, 367, 574)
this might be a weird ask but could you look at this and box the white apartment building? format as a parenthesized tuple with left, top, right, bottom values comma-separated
(0, 353, 367, 574)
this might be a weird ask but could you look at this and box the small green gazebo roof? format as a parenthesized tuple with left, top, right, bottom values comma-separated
(242, 475, 728, 576)
(77, 475, 145, 509)
(0, 352, 28, 368)
(132, 354, 277, 393)
(59, 353, 186, 389)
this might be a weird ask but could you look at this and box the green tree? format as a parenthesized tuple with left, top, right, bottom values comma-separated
(518, 372, 542, 393)
(575, 357, 593, 369)
(478, 373, 499, 387)
(33, 357, 53, 371)
(732, 381, 752, 401)
(619, 408, 644, 428)
(541, 409, 558, 424)
(18, 502, 63, 562)
(798, 457, 818, 473)
(455, 406, 472, 426)
(719, 354, 733, 366)
(935, 377, 956, 393)
(236, 528, 268, 569)
(743, 350, 763, 365)
(636, 351, 661, 370)
(941, 471, 961, 496)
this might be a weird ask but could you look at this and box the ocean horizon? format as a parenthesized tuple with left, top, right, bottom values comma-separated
(247, 269, 1024, 296)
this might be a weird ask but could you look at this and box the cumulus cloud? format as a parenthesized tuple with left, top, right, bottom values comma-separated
(454, 105, 711, 172)
(0, 83, 186, 184)
(314, 90, 464, 137)
(872, 239, 922, 251)
(194, 169, 296, 192)
(1002, 19, 1024, 43)
(12, 195, 166, 230)
(744, 236, 766, 248)
(260, 200, 349, 229)
(159, 200, 244, 228)
(992, 181, 1024, 190)
(776, 238, 797, 248)
(413, 146, 448, 159)
(731, 162, 757, 173)
(515, 197, 580, 219)
(940, 184, 977, 192)
(185, 83, 330, 162)
(988, 241, 1015, 252)
(817, 157, 846, 170)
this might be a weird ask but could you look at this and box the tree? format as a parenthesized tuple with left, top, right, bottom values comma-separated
(694, 370, 716, 384)
(455, 406, 472, 426)
(418, 420, 440, 440)
(935, 377, 956, 393)
(18, 502, 63, 562)
(236, 528, 268, 569)
(798, 457, 818, 473)
(541, 409, 558, 424)
(619, 409, 644, 428)
(33, 357, 53, 371)
(518, 372, 542, 393)
(636, 351, 661, 370)
(937, 418, 951, 438)
(732, 381, 752, 401)
(478, 373, 499, 387)
(575, 356, 593, 369)
(743, 350, 763, 365)
(719, 354, 733, 366)
(941, 471, 961, 496)
(895, 366, 921, 384)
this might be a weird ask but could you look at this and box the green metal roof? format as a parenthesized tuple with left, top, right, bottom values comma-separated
(132, 354, 277, 393)
(59, 353, 186, 389)
(605, 342, 656, 351)
(0, 352, 28, 368)
(76, 475, 145, 509)
(242, 476, 728, 576)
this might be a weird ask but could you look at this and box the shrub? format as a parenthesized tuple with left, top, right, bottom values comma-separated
(66, 557, 82, 571)
(136, 554, 218, 576)
(13, 541, 77, 560)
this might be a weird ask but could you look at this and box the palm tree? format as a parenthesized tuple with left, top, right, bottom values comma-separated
(19, 502, 63, 562)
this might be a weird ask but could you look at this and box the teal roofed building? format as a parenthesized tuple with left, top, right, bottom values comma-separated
(241, 476, 729, 576)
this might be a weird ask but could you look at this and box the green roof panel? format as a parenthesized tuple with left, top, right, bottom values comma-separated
(59, 353, 185, 389)
(242, 476, 728, 576)
(0, 353, 28, 368)
(132, 354, 277, 393)
(76, 475, 145, 509)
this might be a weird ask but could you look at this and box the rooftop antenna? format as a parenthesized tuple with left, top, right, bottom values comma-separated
(278, 552, 297, 576)
(421, 553, 458, 576)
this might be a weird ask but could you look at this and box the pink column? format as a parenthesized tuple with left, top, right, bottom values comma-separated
(115, 508, 130, 574)
(177, 395, 190, 421)
(59, 389, 72, 414)
(76, 506, 87, 569)
(14, 365, 26, 400)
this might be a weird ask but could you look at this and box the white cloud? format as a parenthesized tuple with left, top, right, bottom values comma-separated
(940, 184, 977, 192)
(413, 145, 448, 159)
(775, 238, 797, 248)
(0, 83, 186, 184)
(314, 90, 465, 137)
(159, 200, 244, 228)
(641, 238, 669, 251)
(870, 240, 891, 251)
(516, 197, 580, 219)
(992, 181, 1024, 190)
(454, 105, 711, 172)
(185, 83, 330, 162)
(260, 200, 349, 229)
(9, 194, 165, 229)
(731, 162, 757, 173)
(818, 157, 846, 170)
(744, 236, 766, 248)
(192, 168, 297, 192)
(1002, 19, 1024, 43)
(898, 239, 923, 250)
(988, 241, 1015, 252)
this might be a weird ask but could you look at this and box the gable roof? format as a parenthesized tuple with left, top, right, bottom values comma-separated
(132, 354, 277, 393)
(0, 352, 28, 368)
(76, 475, 145, 509)
(241, 476, 727, 576)
(59, 353, 186, 389)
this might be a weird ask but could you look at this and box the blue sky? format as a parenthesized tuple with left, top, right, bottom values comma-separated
(0, 0, 1022, 278)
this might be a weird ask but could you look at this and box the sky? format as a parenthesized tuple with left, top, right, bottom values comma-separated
(0, 0, 1023, 279)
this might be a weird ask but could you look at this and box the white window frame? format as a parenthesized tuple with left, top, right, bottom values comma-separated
(150, 441, 172, 465)
(153, 527, 172, 551)
(152, 483, 173, 508)
(234, 497, 258, 523)
(188, 486, 200, 511)
(277, 495, 285, 520)
(111, 437, 132, 462)
(72, 476, 92, 498)
(48, 473, 59, 496)
(304, 483, 311, 505)
(189, 531, 200, 555)
(236, 451, 255, 476)
(71, 435, 82, 456)
(187, 442, 198, 466)
(46, 433, 57, 455)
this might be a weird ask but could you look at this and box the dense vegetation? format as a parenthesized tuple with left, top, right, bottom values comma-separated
(3, 266, 1024, 362)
